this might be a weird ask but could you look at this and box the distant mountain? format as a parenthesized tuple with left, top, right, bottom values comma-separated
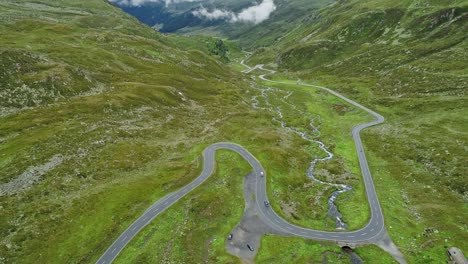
(112, 0, 335, 47)
(114, 0, 254, 32)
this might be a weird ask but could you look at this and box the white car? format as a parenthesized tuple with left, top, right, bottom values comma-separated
(260, 171, 264, 177)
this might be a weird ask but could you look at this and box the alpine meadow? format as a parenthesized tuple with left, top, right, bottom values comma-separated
(0, 0, 466, 263)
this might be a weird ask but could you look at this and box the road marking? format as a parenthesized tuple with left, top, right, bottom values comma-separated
(361, 233, 367, 236)
(112, 248, 116, 253)
(370, 228, 375, 232)
(132, 226, 137, 231)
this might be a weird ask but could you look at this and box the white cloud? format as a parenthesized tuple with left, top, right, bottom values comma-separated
(192, 0, 276, 25)
(232, 0, 277, 24)
(192, 7, 233, 20)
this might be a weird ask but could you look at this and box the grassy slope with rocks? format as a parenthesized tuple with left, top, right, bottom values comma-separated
(115, 150, 251, 263)
(0, 0, 384, 263)
(2, 0, 466, 263)
(0, 0, 255, 262)
(246, 0, 467, 262)
(251, 79, 372, 231)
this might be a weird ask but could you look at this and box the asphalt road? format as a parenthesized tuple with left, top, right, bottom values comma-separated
(96, 63, 387, 264)
(248, 64, 386, 242)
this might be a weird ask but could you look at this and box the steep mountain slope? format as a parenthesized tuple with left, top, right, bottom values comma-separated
(219, 0, 335, 48)
(0, 0, 255, 262)
(0, 0, 233, 114)
(2, 1, 379, 263)
(1, 0, 466, 263)
(250, 0, 467, 97)
(245, 0, 468, 262)
(249, 0, 467, 186)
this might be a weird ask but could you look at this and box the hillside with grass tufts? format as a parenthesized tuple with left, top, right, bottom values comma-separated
(249, 0, 467, 96)
(244, 0, 467, 262)
(1, 0, 467, 263)
(0, 0, 258, 262)
(0, 1, 387, 263)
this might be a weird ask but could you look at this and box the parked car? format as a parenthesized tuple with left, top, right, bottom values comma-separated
(264, 200, 270, 207)
(247, 244, 254, 251)
(260, 171, 264, 177)
(228, 233, 233, 240)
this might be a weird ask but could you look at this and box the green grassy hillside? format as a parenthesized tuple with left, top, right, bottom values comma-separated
(0, 1, 385, 263)
(0, 0, 254, 262)
(245, 0, 468, 262)
(249, 0, 467, 97)
(216, 0, 335, 48)
(1, 0, 466, 263)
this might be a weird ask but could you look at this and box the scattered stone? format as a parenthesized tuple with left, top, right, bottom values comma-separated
(0, 154, 64, 196)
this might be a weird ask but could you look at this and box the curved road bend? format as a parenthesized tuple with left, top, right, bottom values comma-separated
(251, 64, 387, 240)
(96, 143, 268, 264)
(96, 64, 389, 264)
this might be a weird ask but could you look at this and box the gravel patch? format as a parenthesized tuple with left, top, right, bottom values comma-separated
(0, 154, 64, 196)
(225, 172, 287, 262)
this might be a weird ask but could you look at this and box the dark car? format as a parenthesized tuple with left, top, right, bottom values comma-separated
(228, 233, 233, 240)
(264, 200, 270, 207)
(247, 244, 254, 251)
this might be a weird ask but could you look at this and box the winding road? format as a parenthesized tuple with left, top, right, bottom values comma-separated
(96, 62, 400, 264)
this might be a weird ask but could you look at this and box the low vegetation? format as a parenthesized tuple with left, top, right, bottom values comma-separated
(115, 150, 249, 263)
(245, 0, 467, 262)
(0, 0, 254, 262)
(1, 0, 466, 263)
(256, 236, 396, 263)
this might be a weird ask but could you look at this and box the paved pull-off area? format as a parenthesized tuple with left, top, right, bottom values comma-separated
(96, 63, 406, 264)
(225, 172, 287, 263)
